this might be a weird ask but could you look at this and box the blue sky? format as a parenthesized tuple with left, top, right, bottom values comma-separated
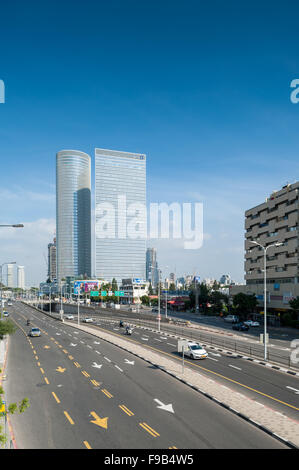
(1, 0, 299, 286)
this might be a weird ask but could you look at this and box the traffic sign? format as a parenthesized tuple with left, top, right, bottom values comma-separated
(101, 291, 107, 296)
(90, 291, 99, 297)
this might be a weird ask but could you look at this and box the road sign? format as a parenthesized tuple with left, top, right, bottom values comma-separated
(90, 291, 99, 297)
(101, 291, 107, 296)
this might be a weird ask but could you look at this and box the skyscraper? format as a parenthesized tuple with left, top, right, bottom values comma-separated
(56, 150, 91, 281)
(48, 237, 56, 282)
(95, 148, 146, 283)
(146, 247, 159, 287)
(17, 266, 25, 289)
(6, 264, 14, 288)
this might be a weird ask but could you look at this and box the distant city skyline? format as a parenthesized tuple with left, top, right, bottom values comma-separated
(1, 2, 299, 286)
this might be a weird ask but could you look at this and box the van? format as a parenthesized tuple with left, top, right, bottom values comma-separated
(224, 315, 239, 323)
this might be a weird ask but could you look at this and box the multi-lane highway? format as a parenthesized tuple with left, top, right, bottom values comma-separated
(2, 301, 289, 449)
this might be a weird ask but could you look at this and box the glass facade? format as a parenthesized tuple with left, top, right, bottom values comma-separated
(95, 148, 146, 283)
(56, 150, 91, 281)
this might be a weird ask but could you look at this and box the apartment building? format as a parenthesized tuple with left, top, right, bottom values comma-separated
(231, 182, 299, 311)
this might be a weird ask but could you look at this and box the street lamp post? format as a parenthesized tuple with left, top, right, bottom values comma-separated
(249, 240, 283, 361)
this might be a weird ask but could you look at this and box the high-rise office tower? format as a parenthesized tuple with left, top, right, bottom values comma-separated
(56, 150, 91, 281)
(17, 266, 25, 289)
(146, 247, 159, 287)
(95, 148, 146, 283)
(7, 264, 14, 288)
(48, 237, 57, 282)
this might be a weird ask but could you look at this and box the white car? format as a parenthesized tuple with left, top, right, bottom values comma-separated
(29, 328, 41, 337)
(7, 302, 13, 306)
(65, 314, 74, 320)
(244, 320, 260, 327)
(3, 311, 9, 317)
(184, 342, 208, 360)
(83, 317, 94, 323)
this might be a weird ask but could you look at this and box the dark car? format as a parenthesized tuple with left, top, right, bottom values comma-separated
(232, 322, 249, 332)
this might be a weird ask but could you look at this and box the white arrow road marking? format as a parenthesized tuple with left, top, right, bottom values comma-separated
(154, 399, 174, 414)
(124, 359, 135, 365)
(92, 362, 103, 369)
(94, 341, 100, 345)
(141, 338, 148, 341)
(70, 343, 77, 347)
(286, 386, 299, 394)
(56, 333, 61, 335)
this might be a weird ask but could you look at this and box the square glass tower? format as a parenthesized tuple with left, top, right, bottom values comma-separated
(95, 148, 146, 283)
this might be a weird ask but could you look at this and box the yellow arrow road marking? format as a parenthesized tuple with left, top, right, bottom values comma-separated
(90, 411, 108, 429)
(56, 367, 66, 373)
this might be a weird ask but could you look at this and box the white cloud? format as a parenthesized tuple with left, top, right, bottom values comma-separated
(0, 218, 56, 287)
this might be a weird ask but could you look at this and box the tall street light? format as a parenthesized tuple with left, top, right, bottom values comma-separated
(0, 224, 24, 228)
(248, 240, 283, 361)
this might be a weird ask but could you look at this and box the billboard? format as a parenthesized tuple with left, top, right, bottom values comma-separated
(74, 280, 100, 294)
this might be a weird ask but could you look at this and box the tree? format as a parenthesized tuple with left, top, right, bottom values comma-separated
(232, 293, 257, 319)
(0, 320, 16, 340)
(148, 283, 154, 295)
(111, 278, 118, 292)
(140, 295, 150, 305)
(0, 385, 30, 447)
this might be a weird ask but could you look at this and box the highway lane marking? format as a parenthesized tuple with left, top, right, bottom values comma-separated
(44, 377, 49, 384)
(229, 365, 242, 371)
(52, 392, 60, 403)
(167, 343, 176, 347)
(286, 386, 299, 394)
(119, 405, 134, 416)
(82, 371, 90, 378)
(68, 355, 74, 360)
(101, 389, 113, 398)
(84, 441, 92, 449)
(104, 357, 111, 362)
(74, 362, 81, 368)
(91, 379, 101, 387)
(115, 365, 123, 372)
(92, 325, 299, 412)
(64, 411, 75, 425)
(40, 368, 45, 374)
(139, 422, 160, 438)
(207, 357, 218, 362)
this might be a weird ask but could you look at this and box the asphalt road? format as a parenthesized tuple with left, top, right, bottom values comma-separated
(3, 302, 287, 449)
(39, 305, 299, 420)
(42, 300, 298, 368)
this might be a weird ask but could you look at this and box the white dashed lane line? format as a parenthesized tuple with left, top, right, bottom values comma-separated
(229, 364, 242, 371)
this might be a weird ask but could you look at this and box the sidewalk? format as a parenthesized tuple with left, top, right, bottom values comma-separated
(65, 320, 299, 449)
